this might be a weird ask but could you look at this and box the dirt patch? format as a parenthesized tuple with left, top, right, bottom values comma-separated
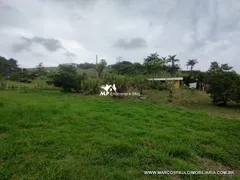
(0, 132, 9, 137)
(198, 157, 240, 176)
(200, 157, 232, 171)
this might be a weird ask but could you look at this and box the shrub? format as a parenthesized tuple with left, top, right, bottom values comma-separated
(133, 75, 148, 94)
(104, 74, 131, 98)
(165, 81, 175, 102)
(9, 72, 21, 81)
(19, 78, 28, 82)
(0, 74, 6, 89)
(206, 69, 240, 106)
(82, 78, 101, 95)
(46, 80, 53, 85)
(150, 81, 166, 91)
(52, 65, 83, 93)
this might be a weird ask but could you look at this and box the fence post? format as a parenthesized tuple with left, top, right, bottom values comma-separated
(6, 84, 8, 90)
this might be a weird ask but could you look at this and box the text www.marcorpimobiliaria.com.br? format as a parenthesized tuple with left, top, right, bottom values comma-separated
(144, 171, 234, 175)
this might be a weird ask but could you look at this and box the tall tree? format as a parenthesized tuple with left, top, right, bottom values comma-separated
(133, 62, 146, 74)
(111, 61, 134, 75)
(220, 63, 233, 71)
(96, 59, 107, 78)
(143, 53, 165, 74)
(36, 62, 47, 77)
(144, 53, 160, 64)
(167, 55, 179, 67)
(0, 56, 19, 76)
(186, 59, 198, 71)
(166, 55, 180, 74)
(116, 56, 123, 63)
(205, 62, 240, 106)
(160, 57, 168, 64)
(52, 64, 83, 92)
(36, 62, 47, 88)
(208, 61, 220, 71)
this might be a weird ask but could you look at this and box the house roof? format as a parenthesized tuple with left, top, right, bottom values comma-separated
(148, 77, 183, 81)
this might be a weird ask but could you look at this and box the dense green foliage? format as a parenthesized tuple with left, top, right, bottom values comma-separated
(52, 65, 84, 92)
(205, 62, 240, 105)
(1, 53, 240, 106)
(82, 77, 101, 95)
(111, 61, 146, 75)
(77, 62, 96, 69)
(96, 59, 107, 78)
(0, 56, 19, 77)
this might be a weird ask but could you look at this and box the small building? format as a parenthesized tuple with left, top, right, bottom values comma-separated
(148, 77, 183, 89)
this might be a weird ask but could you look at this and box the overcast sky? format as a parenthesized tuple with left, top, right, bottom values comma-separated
(0, 0, 240, 71)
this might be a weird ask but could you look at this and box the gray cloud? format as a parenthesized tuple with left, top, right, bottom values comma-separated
(0, 0, 240, 71)
(33, 52, 45, 57)
(0, 2, 25, 28)
(12, 36, 64, 53)
(42, 0, 99, 9)
(113, 37, 147, 50)
(33, 37, 63, 52)
(64, 51, 77, 58)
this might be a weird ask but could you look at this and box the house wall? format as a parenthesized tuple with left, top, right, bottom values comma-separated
(175, 80, 180, 88)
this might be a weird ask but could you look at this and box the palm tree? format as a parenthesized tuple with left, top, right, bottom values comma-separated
(186, 59, 198, 71)
(160, 57, 168, 63)
(144, 53, 160, 65)
(143, 53, 161, 74)
(167, 55, 180, 67)
(166, 55, 180, 74)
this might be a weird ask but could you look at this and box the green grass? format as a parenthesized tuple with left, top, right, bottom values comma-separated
(0, 91, 240, 180)
(143, 89, 240, 119)
(4, 80, 60, 92)
(5, 80, 38, 88)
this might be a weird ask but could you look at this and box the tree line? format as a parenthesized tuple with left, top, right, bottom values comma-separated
(0, 53, 240, 106)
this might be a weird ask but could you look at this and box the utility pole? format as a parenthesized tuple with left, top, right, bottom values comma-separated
(96, 55, 98, 78)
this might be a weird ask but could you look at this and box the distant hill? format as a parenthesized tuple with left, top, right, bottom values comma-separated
(28, 67, 111, 78)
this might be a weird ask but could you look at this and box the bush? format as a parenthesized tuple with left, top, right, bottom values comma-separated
(9, 72, 21, 81)
(133, 75, 148, 94)
(82, 78, 101, 95)
(19, 78, 28, 82)
(183, 75, 196, 87)
(0, 74, 6, 89)
(150, 81, 166, 91)
(181, 84, 189, 90)
(52, 65, 83, 93)
(206, 69, 240, 106)
(46, 80, 53, 85)
(104, 74, 132, 98)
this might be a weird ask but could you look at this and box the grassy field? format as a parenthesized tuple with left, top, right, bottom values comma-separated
(5, 80, 38, 88)
(0, 90, 240, 180)
(143, 89, 240, 120)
